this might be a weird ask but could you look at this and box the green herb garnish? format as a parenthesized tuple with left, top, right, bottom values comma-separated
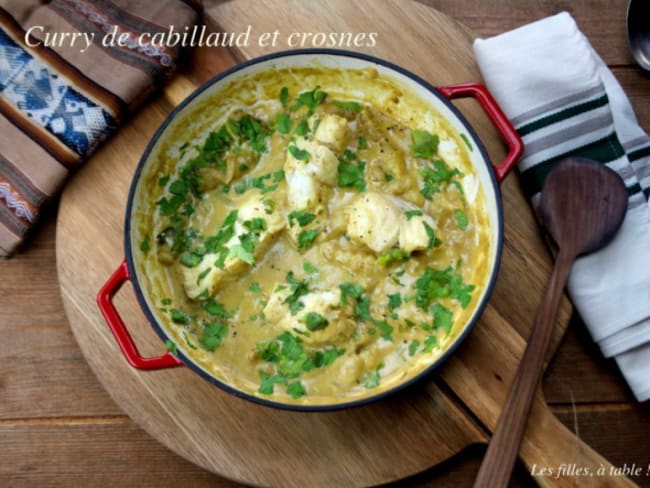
(404, 209, 423, 220)
(291, 86, 327, 115)
(288, 144, 311, 162)
(360, 365, 383, 389)
(420, 160, 462, 200)
(288, 210, 316, 227)
(337, 159, 366, 192)
(334, 100, 363, 112)
(140, 236, 150, 253)
(411, 129, 439, 159)
(199, 322, 228, 351)
(455, 210, 469, 230)
(358, 136, 368, 150)
(279, 86, 289, 108)
(413, 266, 475, 310)
(165, 340, 178, 356)
(283, 271, 310, 315)
(431, 303, 453, 334)
(277, 113, 292, 134)
(297, 229, 318, 251)
(300, 312, 329, 332)
(170, 309, 190, 325)
(377, 248, 410, 266)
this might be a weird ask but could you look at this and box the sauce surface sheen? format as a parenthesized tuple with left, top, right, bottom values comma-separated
(133, 65, 492, 405)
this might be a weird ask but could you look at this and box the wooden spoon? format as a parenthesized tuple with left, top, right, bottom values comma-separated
(474, 157, 629, 487)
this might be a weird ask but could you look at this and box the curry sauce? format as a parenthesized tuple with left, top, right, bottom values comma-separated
(132, 65, 492, 405)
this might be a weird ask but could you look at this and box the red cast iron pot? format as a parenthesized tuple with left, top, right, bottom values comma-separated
(97, 49, 523, 411)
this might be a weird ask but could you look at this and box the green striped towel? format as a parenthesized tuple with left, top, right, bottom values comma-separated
(474, 12, 650, 402)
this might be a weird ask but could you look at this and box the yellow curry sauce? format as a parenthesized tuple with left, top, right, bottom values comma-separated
(132, 65, 491, 405)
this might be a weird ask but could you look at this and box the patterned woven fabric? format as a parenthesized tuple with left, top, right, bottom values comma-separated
(0, 0, 198, 256)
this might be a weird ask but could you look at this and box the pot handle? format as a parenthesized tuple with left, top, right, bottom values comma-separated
(97, 260, 183, 370)
(437, 82, 523, 183)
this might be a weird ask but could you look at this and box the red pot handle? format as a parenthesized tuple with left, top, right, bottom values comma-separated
(437, 82, 523, 183)
(97, 260, 183, 370)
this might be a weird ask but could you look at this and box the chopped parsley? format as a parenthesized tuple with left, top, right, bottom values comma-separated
(423, 223, 441, 248)
(411, 129, 439, 159)
(283, 271, 310, 315)
(288, 210, 316, 227)
(288, 144, 311, 162)
(360, 365, 383, 389)
(423, 335, 438, 353)
(180, 252, 202, 268)
(413, 266, 475, 310)
(277, 113, 292, 134)
(431, 303, 453, 334)
(339, 282, 365, 305)
(140, 236, 150, 253)
(201, 299, 232, 319)
(334, 100, 363, 113)
(374, 320, 394, 341)
(199, 321, 228, 351)
(455, 210, 469, 230)
(294, 118, 310, 136)
(420, 160, 462, 200)
(297, 229, 318, 251)
(257, 334, 345, 396)
(249, 282, 263, 293)
(404, 210, 423, 220)
(408, 340, 420, 356)
(337, 156, 366, 192)
(279, 86, 289, 108)
(170, 309, 190, 325)
(358, 136, 368, 150)
(291, 85, 327, 115)
(165, 340, 178, 356)
(259, 372, 287, 394)
(300, 312, 329, 331)
(313, 347, 346, 367)
(303, 261, 319, 274)
(287, 381, 306, 399)
(388, 293, 402, 310)
(234, 170, 285, 195)
(377, 248, 410, 266)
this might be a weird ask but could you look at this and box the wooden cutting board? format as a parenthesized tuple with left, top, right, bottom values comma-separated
(56, 1, 633, 486)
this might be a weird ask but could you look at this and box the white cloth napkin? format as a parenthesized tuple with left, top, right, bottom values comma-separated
(474, 12, 650, 402)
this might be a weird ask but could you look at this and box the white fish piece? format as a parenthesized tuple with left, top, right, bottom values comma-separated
(271, 289, 354, 345)
(180, 190, 285, 299)
(314, 113, 349, 152)
(345, 192, 438, 255)
(346, 192, 401, 254)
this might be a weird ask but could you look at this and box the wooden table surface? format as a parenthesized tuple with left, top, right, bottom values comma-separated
(2, 1, 649, 486)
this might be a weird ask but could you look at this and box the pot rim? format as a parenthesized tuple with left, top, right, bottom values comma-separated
(124, 48, 505, 411)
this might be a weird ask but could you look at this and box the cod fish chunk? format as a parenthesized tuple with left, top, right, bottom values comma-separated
(263, 288, 355, 346)
(180, 190, 285, 299)
(345, 192, 438, 255)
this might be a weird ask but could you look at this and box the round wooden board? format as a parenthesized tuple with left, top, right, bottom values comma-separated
(57, 2, 489, 485)
(56, 1, 588, 486)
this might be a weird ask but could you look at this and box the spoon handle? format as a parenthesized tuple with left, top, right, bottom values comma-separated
(474, 248, 575, 488)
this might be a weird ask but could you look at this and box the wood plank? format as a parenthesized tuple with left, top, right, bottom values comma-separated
(1, 421, 237, 487)
(544, 314, 636, 403)
(0, 215, 123, 419)
(417, 0, 634, 66)
(552, 406, 650, 488)
(2, 407, 647, 487)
